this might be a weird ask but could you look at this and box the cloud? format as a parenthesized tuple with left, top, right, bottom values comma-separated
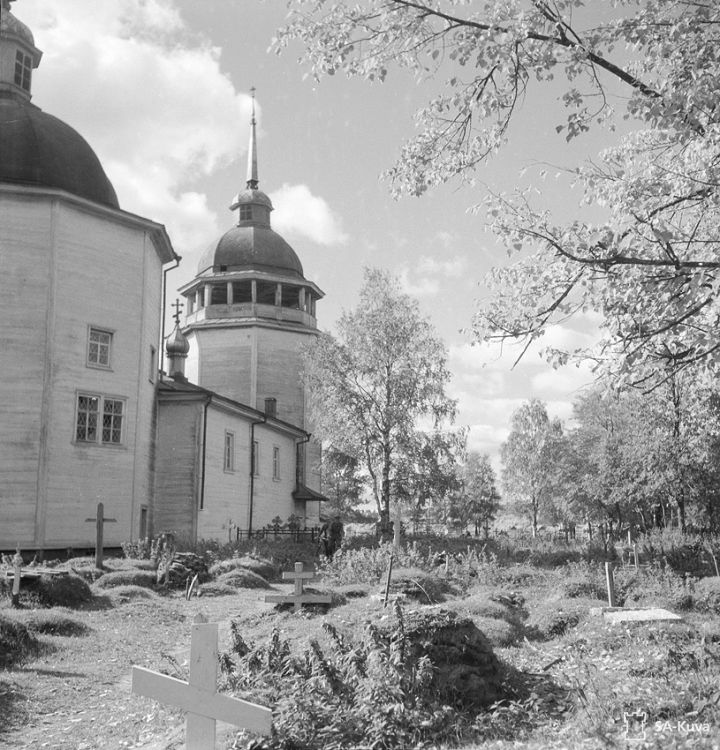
(398, 253, 468, 297)
(20, 0, 251, 255)
(270, 183, 349, 246)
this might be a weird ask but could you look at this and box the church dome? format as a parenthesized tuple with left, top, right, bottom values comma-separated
(0, 96, 119, 208)
(198, 224, 304, 278)
(0, 4, 34, 46)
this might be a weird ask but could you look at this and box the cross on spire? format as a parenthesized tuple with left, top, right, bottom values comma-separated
(246, 87, 259, 190)
(172, 298, 184, 325)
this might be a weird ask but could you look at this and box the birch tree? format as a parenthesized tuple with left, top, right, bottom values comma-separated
(277, 1, 720, 387)
(302, 268, 459, 536)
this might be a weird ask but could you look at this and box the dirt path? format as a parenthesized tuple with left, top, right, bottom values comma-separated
(0, 589, 283, 750)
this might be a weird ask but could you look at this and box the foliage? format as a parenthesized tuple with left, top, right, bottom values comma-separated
(319, 448, 366, 519)
(452, 452, 500, 535)
(560, 378, 720, 535)
(278, 1, 720, 387)
(0, 615, 37, 668)
(302, 268, 460, 535)
(92, 569, 157, 590)
(222, 604, 488, 749)
(501, 400, 564, 536)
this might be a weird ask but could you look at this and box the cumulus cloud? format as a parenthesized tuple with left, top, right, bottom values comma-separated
(398, 268, 440, 297)
(20, 0, 251, 254)
(270, 183, 349, 246)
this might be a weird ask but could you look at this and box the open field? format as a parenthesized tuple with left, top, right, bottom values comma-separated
(1, 538, 720, 749)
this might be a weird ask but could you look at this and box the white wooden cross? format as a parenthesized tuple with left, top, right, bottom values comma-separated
(131, 617, 272, 749)
(265, 562, 332, 612)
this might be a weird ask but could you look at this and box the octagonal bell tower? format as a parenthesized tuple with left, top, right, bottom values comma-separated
(178, 93, 324, 494)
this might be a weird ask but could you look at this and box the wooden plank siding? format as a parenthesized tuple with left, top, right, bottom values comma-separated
(0, 192, 169, 550)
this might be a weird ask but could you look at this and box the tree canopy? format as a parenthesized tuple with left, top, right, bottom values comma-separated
(277, 1, 720, 387)
(302, 268, 460, 534)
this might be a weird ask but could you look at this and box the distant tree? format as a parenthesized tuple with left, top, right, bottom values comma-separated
(501, 400, 563, 537)
(302, 268, 458, 538)
(278, 1, 720, 387)
(321, 447, 366, 520)
(454, 452, 500, 537)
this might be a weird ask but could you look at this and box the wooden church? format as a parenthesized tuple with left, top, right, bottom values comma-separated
(0, 1, 326, 553)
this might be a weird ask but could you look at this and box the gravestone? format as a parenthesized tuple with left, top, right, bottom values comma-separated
(131, 617, 271, 749)
(264, 562, 331, 612)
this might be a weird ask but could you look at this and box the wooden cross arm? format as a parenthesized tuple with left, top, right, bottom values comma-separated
(131, 667, 272, 735)
(282, 570, 317, 581)
(84, 517, 117, 523)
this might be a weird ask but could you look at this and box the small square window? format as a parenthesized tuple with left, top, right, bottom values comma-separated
(239, 205, 252, 221)
(88, 328, 112, 368)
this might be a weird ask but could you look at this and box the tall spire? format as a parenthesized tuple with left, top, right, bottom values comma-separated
(246, 87, 259, 190)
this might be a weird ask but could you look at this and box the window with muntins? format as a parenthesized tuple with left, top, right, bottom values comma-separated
(75, 394, 124, 445)
(14, 51, 31, 92)
(88, 328, 112, 368)
(239, 205, 252, 221)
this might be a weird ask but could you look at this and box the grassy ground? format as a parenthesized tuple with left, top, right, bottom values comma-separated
(1, 548, 720, 749)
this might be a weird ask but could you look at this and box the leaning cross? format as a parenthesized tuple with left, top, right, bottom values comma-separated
(265, 562, 332, 612)
(132, 617, 272, 749)
(84, 502, 116, 568)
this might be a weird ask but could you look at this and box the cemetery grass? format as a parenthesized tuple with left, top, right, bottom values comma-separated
(2, 560, 720, 748)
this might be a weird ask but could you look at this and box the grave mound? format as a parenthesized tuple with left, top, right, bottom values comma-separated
(376, 607, 503, 708)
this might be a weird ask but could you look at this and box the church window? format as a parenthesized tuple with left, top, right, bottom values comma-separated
(256, 281, 276, 305)
(232, 281, 253, 304)
(75, 394, 125, 445)
(14, 51, 32, 92)
(210, 285, 227, 305)
(87, 328, 112, 368)
(239, 205, 252, 221)
(252, 440, 260, 476)
(224, 431, 235, 472)
(273, 446, 281, 480)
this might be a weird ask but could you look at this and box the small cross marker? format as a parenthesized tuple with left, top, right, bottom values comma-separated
(265, 562, 332, 612)
(132, 617, 272, 748)
(84, 502, 116, 568)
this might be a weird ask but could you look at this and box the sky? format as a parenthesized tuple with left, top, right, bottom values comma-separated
(17, 0, 623, 473)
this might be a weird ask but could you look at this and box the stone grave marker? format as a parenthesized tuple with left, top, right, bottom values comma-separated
(265, 562, 331, 612)
(131, 616, 272, 748)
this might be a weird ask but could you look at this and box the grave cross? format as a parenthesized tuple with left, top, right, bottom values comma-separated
(132, 618, 272, 749)
(84, 502, 116, 568)
(265, 562, 332, 612)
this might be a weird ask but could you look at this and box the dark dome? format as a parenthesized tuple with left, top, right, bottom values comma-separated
(198, 225, 304, 278)
(0, 96, 119, 208)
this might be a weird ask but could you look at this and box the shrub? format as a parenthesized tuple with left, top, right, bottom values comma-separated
(693, 576, 720, 614)
(93, 569, 157, 590)
(21, 610, 90, 636)
(221, 604, 501, 749)
(217, 569, 270, 589)
(0, 614, 38, 667)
